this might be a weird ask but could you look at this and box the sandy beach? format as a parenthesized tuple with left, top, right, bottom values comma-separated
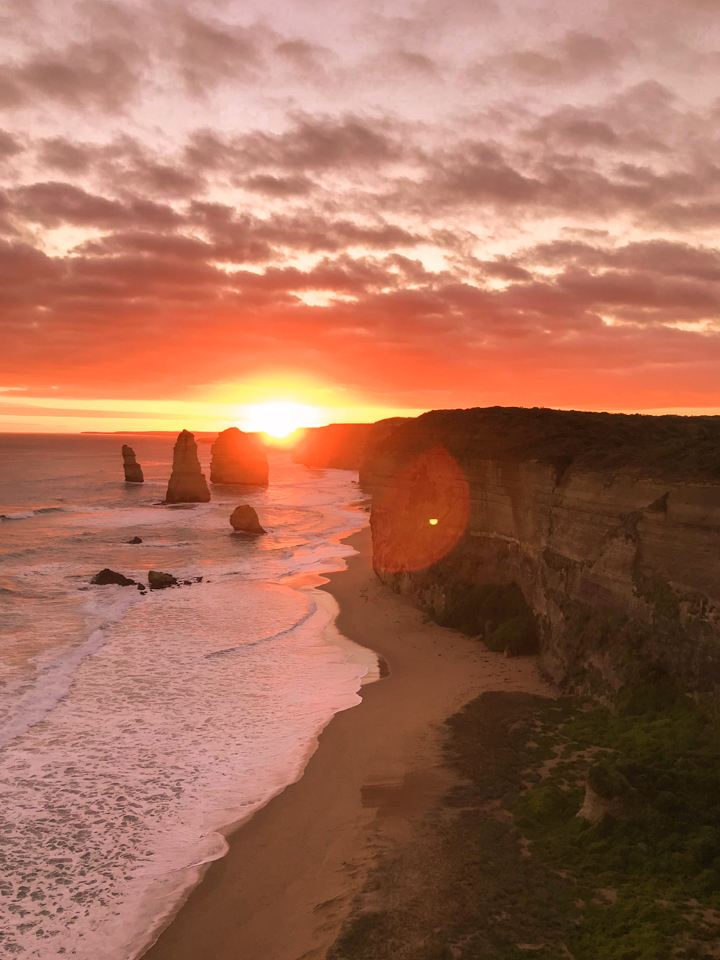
(141, 526, 555, 960)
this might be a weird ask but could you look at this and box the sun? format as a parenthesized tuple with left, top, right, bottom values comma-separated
(242, 402, 321, 438)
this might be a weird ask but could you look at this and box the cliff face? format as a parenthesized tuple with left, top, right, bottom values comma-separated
(370, 407, 720, 700)
(210, 427, 269, 485)
(121, 445, 143, 483)
(292, 423, 373, 470)
(292, 418, 407, 475)
(164, 430, 211, 504)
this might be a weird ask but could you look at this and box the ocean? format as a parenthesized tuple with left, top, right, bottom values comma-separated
(0, 433, 375, 960)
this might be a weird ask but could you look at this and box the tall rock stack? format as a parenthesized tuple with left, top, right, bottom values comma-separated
(121, 445, 144, 483)
(210, 427, 269, 486)
(164, 430, 211, 503)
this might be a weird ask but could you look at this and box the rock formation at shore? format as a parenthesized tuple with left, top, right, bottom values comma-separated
(230, 504, 266, 534)
(164, 430, 211, 504)
(210, 428, 269, 485)
(292, 418, 406, 477)
(91, 568, 139, 587)
(122, 445, 144, 483)
(148, 570, 178, 589)
(369, 406, 720, 700)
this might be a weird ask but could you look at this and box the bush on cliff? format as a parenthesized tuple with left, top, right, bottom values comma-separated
(330, 683, 720, 960)
(484, 615, 539, 655)
(433, 580, 539, 654)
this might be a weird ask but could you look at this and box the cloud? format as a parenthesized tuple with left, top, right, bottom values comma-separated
(3, 0, 720, 412)
(479, 31, 628, 85)
(177, 14, 265, 96)
(0, 130, 22, 159)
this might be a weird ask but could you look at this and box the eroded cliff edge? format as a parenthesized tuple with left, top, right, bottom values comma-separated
(370, 406, 720, 701)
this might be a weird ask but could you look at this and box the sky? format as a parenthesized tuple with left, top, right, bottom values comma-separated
(2, 0, 720, 432)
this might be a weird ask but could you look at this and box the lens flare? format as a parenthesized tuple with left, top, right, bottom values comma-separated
(373, 446, 470, 572)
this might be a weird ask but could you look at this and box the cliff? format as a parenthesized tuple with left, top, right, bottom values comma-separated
(121, 445, 143, 483)
(210, 427, 269, 485)
(369, 406, 720, 700)
(164, 430, 211, 504)
(292, 423, 373, 470)
(292, 418, 407, 476)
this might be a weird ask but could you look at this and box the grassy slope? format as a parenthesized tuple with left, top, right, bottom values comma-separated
(329, 684, 720, 960)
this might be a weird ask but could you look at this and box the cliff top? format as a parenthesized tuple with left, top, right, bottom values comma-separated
(385, 406, 720, 483)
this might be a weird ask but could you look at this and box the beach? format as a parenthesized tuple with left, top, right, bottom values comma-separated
(142, 525, 555, 960)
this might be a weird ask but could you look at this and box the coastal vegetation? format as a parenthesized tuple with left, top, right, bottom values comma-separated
(329, 679, 720, 959)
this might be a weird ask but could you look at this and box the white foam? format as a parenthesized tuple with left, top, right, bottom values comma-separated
(0, 581, 367, 960)
(0, 453, 373, 959)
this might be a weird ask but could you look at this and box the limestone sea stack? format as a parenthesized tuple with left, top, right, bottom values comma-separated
(164, 430, 211, 504)
(122, 445, 144, 483)
(210, 428, 269, 486)
(230, 504, 266, 534)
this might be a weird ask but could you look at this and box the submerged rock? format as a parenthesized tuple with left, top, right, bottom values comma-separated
(210, 427, 269, 486)
(164, 430, 211, 504)
(128, 536, 143, 544)
(122, 445, 144, 483)
(91, 568, 138, 587)
(148, 570, 178, 589)
(230, 504, 266, 535)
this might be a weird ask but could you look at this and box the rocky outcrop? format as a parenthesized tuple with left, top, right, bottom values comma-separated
(293, 419, 406, 474)
(91, 568, 138, 587)
(358, 418, 408, 488)
(122, 445, 144, 482)
(369, 407, 720, 701)
(148, 570, 178, 589)
(210, 428, 269, 485)
(230, 504, 266, 534)
(164, 430, 211, 504)
(293, 423, 373, 470)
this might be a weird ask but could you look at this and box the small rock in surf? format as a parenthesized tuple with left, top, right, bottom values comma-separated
(91, 569, 138, 587)
(148, 570, 178, 589)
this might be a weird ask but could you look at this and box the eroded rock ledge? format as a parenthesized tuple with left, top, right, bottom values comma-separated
(369, 406, 720, 701)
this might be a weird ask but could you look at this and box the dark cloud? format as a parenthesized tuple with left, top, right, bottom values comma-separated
(39, 137, 94, 173)
(11, 182, 182, 230)
(239, 115, 405, 171)
(244, 174, 315, 197)
(528, 110, 619, 147)
(0, 130, 22, 159)
(178, 15, 264, 96)
(274, 39, 331, 80)
(19, 38, 142, 111)
(483, 31, 628, 85)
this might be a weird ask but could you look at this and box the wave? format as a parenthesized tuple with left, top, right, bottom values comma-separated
(0, 587, 142, 750)
(0, 629, 106, 750)
(0, 506, 66, 521)
(205, 596, 319, 658)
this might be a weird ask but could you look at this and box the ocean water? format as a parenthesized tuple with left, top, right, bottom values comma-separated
(0, 434, 375, 960)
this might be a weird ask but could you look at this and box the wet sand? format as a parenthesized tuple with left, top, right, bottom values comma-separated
(141, 526, 554, 960)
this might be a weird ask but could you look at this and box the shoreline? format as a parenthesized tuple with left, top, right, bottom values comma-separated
(141, 526, 555, 960)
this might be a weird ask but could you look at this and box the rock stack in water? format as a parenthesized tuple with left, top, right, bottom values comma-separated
(210, 427, 269, 486)
(230, 504, 266, 534)
(164, 430, 211, 503)
(122, 445, 144, 483)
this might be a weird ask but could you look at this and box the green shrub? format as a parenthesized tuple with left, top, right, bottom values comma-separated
(485, 615, 539, 655)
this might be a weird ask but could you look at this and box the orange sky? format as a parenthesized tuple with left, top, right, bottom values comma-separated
(3, 0, 720, 432)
